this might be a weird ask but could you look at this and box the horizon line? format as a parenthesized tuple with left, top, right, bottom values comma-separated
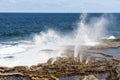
(0, 12, 119, 14)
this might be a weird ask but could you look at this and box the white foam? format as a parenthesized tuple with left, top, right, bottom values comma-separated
(108, 36, 116, 39)
(0, 46, 24, 55)
(83, 42, 100, 46)
(0, 14, 109, 67)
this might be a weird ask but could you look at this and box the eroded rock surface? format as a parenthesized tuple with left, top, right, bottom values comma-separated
(0, 39, 120, 80)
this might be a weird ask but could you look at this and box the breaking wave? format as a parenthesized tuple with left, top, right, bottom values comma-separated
(0, 14, 112, 67)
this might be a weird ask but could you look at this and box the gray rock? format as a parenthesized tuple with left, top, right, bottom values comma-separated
(83, 75, 98, 80)
(75, 75, 98, 80)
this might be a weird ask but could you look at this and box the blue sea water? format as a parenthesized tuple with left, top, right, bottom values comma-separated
(0, 13, 120, 67)
(0, 13, 120, 42)
(0, 13, 79, 42)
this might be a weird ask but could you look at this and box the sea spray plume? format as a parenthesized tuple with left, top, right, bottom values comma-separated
(75, 14, 108, 45)
(85, 56, 90, 64)
(74, 13, 88, 61)
(74, 14, 108, 62)
(31, 29, 74, 64)
(32, 14, 108, 63)
(91, 15, 108, 41)
(79, 54, 83, 62)
(33, 29, 61, 50)
(33, 29, 75, 50)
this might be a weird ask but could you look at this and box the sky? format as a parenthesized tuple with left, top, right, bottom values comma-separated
(0, 0, 120, 13)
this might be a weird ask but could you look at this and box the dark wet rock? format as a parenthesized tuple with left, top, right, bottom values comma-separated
(3, 56, 14, 59)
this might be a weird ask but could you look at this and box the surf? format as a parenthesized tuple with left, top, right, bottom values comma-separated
(0, 13, 112, 67)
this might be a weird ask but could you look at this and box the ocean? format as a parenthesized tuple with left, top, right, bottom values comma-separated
(0, 13, 120, 67)
(0, 13, 80, 42)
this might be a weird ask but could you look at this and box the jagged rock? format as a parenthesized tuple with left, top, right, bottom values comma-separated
(0, 39, 120, 80)
(115, 63, 120, 80)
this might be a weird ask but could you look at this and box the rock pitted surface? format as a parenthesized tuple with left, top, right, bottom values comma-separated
(0, 39, 120, 80)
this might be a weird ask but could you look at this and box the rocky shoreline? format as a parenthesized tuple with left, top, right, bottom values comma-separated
(0, 39, 120, 80)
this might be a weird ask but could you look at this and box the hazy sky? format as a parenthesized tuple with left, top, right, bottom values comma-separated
(0, 0, 120, 12)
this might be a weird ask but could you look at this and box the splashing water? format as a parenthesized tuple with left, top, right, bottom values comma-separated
(51, 57, 57, 64)
(0, 14, 108, 67)
(74, 14, 108, 62)
(79, 54, 83, 62)
(85, 56, 90, 64)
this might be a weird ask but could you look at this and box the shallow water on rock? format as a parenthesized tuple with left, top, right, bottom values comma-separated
(0, 77, 30, 80)
(60, 76, 75, 80)
(101, 48, 120, 59)
(60, 72, 110, 80)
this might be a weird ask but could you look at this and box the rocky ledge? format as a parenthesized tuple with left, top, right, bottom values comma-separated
(0, 39, 120, 80)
